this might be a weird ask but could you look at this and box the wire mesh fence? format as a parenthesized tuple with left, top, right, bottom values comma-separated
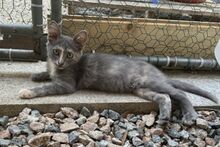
(1, 0, 220, 63)
(62, 0, 220, 59)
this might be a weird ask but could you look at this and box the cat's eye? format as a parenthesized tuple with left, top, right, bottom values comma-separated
(67, 52, 73, 58)
(53, 49, 60, 55)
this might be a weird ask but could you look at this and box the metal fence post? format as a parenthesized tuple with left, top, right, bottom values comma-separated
(51, 0, 62, 23)
(31, 0, 46, 60)
(32, 0, 43, 38)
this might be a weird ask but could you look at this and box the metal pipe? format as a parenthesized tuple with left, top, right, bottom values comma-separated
(51, 0, 62, 23)
(0, 47, 219, 70)
(0, 24, 33, 36)
(132, 56, 220, 70)
(31, 0, 43, 38)
(0, 48, 40, 62)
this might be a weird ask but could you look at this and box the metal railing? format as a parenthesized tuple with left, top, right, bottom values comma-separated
(0, 0, 59, 61)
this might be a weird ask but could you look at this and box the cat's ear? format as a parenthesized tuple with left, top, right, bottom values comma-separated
(48, 21, 61, 42)
(73, 30, 88, 46)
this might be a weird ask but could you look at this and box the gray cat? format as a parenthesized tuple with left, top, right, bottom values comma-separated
(19, 21, 219, 125)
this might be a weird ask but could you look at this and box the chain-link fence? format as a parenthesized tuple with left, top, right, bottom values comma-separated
(0, 0, 46, 61)
(1, 0, 220, 69)
(0, 0, 32, 24)
(62, 0, 220, 60)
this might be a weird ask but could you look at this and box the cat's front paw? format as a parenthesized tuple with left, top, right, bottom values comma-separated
(19, 89, 36, 99)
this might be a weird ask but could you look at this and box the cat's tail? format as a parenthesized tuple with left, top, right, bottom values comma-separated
(168, 79, 219, 104)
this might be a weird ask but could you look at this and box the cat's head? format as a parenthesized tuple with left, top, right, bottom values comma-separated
(47, 21, 88, 69)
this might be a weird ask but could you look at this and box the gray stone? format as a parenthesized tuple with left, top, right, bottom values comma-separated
(76, 116, 87, 126)
(114, 129, 126, 140)
(150, 128, 163, 136)
(100, 109, 120, 121)
(63, 118, 75, 123)
(69, 131, 80, 144)
(60, 122, 79, 133)
(127, 114, 138, 123)
(112, 137, 122, 145)
(168, 129, 181, 138)
(86, 141, 96, 147)
(188, 127, 196, 136)
(196, 129, 208, 139)
(106, 143, 121, 147)
(194, 138, 206, 147)
(60, 144, 70, 147)
(28, 132, 52, 147)
(80, 107, 91, 118)
(61, 107, 79, 119)
(214, 135, 220, 144)
(0, 116, 9, 126)
(108, 110, 120, 121)
(118, 122, 126, 130)
(100, 110, 109, 118)
(100, 124, 111, 133)
(123, 140, 133, 147)
(72, 143, 85, 147)
(167, 139, 179, 147)
(128, 130, 139, 139)
(0, 129, 11, 139)
(29, 122, 44, 133)
(179, 130, 189, 139)
(151, 135, 161, 143)
(55, 112, 65, 119)
(31, 110, 41, 118)
(132, 136, 144, 146)
(52, 133, 69, 143)
(144, 141, 157, 147)
(0, 138, 11, 147)
(178, 142, 192, 147)
(87, 111, 99, 123)
(208, 129, 216, 138)
(44, 124, 60, 133)
(125, 122, 137, 131)
(27, 133, 35, 141)
(106, 119, 114, 126)
(196, 118, 209, 130)
(208, 121, 220, 129)
(136, 120, 145, 128)
(47, 141, 61, 147)
(142, 114, 155, 127)
(88, 130, 104, 141)
(18, 124, 32, 135)
(78, 134, 94, 145)
(99, 117, 107, 126)
(43, 113, 55, 118)
(19, 108, 31, 120)
(170, 123, 181, 131)
(11, 137, 27, 147)
(22, 115, 39, 123)
(205, 137, 216, 146)
(98, 140, 109, 147)
(8, 125, 21, 136)
(81, 121, 98, 133)
(216, 128, 220, 135)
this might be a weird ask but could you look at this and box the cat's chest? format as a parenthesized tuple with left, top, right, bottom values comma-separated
(47, 59, 56, 78)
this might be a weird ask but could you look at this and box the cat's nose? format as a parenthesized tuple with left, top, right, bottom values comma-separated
(58, 61, 64, 66)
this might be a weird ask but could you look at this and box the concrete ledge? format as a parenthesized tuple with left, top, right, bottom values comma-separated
(0, 61, 220, 116)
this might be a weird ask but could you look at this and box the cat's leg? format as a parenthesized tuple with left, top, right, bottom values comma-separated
(175, 89, 198, 125)
(31, 72, 51, 82)
(19, 82, 75, 99)
(134, 88, 171, 125)
(150, 83, 198, 125)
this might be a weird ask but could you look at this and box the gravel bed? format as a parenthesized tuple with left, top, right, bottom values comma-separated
(0, 107, 220, 147)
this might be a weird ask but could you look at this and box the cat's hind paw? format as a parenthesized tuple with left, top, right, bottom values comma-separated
(19, 89, 36, 99)
(182, 112, 198, 126)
